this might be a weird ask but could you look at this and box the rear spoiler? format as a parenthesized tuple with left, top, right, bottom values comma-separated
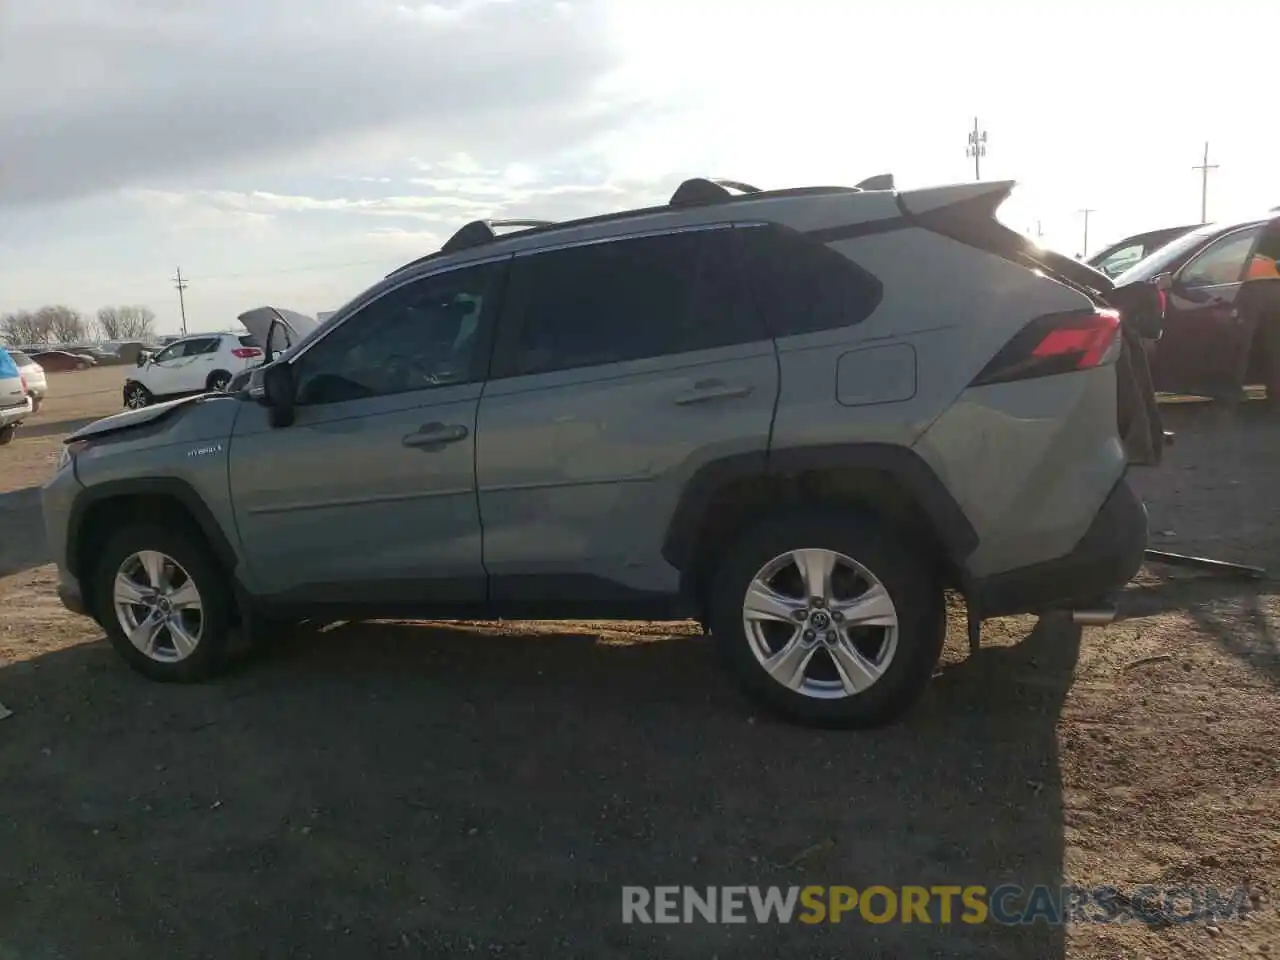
(896, 181, 1116, 296)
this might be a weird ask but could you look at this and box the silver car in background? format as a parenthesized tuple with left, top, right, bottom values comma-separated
(7, 350, 48, 412)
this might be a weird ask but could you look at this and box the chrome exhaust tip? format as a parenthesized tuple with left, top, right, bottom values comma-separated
(1071, 607, 1117, 626)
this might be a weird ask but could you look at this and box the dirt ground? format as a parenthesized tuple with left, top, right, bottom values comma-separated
(0, 366, 1276, 959)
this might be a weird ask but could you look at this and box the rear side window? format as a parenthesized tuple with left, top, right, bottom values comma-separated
(498, 229, 765, 377)
(738, 224, 884, 337)
(176, 337, 219, 356)
(238, 334, 259, 347)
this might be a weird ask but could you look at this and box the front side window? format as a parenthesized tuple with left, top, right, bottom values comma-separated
(1179, 226, 1262, 288)
(152, 341, 187, 363)
(292, 261, 502, 405)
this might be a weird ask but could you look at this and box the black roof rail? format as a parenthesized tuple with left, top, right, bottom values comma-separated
(854, 173, 895, 190)
(439, 218, 556, 255)
(669, 177, 763, 207)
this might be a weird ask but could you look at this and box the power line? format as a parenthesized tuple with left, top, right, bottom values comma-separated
(172, 267, 189, 336)
(1192, 141, 1219, 223)
(965, 117, 988, 181)
(1078, 208, 1095, 258)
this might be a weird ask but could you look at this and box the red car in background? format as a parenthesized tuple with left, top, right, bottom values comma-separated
(28, 350, 96, 372)
(1111, 214, 1280, 402)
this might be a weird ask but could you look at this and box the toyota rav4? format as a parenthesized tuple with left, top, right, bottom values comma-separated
(41, 176, 1163, 727)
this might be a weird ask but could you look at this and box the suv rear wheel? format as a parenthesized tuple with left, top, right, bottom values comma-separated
(92, 523, 234, 682)
(708, 509, 945, 728)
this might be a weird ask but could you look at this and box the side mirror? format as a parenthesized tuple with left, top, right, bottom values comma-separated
(260, 362, 296, 428)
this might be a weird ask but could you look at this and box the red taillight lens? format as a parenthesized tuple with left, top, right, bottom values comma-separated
(1156, 286, 1168, 317)
(19, 374, 27, 394)
(231, 347, 262, 359)
(970, 308, 1121, 387)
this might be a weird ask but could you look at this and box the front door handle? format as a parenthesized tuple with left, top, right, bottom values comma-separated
(673, 379, 754, 406)
(402, 422, 469, 449)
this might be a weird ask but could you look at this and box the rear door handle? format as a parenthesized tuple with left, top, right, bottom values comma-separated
(673, 379, 754, 406)
(402, 422, 469, 449)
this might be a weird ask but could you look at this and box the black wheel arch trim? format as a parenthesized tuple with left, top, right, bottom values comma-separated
(661, 444, 979, 573)
(66, 477, 238, 578)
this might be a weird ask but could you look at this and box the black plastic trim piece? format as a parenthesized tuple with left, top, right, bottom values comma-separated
(804, 216, 912, 244)
(251, 574, 693, 623)
(661, 444, 978, 572)
(65, 478, 238, 578)
(967, 477, 1147, 618)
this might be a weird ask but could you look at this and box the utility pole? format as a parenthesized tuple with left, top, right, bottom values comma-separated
(172, 267, 189, 336)
(966, 117, 988, 181)
(1192, 141, 1218, 223)
(1079, 208, 1095, 258)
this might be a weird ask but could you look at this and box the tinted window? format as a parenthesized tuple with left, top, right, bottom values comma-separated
(190, 337, 221, 355)
(1180, 226, 1262, 287)
(1095, 243, 1144, 278)
(293, 261, 502, 405)
(1113, 223, 1246, 285)
(238, 334, 259, 348)
(737, 224, 883, 337)
(152, 341, 185, 363)
(501, 229, 761, 377)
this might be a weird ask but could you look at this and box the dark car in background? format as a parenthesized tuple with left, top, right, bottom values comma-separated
(29, 350, 96, 372)
(1113, 215, 1280, 400)
(1087, 224, 1202, 279)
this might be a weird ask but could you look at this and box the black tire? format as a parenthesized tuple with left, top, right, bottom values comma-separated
(0, 424, 16, 446)
(123, 381, 152, 409)
(708, 508, 946, 729)
(92, 523, 234, 682)
(207, 370, 232, 392)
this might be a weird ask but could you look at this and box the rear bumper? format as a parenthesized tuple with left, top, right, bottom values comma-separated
(0, 397, 32, 428)
(968, 476, 1148, 618)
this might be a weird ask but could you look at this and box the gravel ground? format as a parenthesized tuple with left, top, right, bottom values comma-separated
(0, 367, 1276, 959)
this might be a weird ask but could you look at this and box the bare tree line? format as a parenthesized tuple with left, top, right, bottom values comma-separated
(1, 305, 157, 347)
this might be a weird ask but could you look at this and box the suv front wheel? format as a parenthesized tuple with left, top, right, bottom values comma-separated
(123, 381, 152, 409)
(92, 523, 234, 682)
(708, 509, 945, 728)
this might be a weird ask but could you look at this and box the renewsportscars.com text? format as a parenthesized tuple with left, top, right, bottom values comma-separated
(621, 884, 1251, 925)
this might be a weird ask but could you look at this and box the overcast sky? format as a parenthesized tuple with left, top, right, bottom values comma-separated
(2, 0, 1277, 333)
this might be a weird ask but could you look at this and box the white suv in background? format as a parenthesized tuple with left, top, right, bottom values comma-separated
(122, 333, 263, 408)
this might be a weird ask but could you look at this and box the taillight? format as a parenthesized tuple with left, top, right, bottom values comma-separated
(1156, 286, 1168, 317)
(232, 347, 262, 359)
(18, 374, 27, 394)
(970, 308, 1121, 387)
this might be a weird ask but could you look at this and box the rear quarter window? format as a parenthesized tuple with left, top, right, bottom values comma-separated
(238, 334, 260, 347)
(738, 225, 884, 337)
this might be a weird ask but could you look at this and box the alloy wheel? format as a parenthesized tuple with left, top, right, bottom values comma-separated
(112, 550, 205, 663)
(741, 548, 899, 700)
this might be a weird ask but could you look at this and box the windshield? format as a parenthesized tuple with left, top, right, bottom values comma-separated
(1112, 222, 1239, 285)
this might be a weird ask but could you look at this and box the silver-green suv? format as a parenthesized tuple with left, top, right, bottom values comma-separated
(41, 176, 1160, 727)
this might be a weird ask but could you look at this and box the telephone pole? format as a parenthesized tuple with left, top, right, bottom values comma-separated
(172, 267, 189, 336)
(966, 117, 988, 181)
(1192, 141, 1218, 223)
(1079, 208, 1095, 258)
